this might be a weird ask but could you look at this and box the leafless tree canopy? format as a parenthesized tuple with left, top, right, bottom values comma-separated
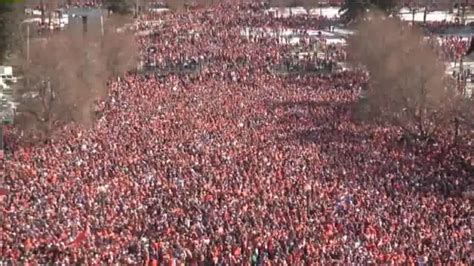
(348, 12, 463, 139)
(15, 15, 138, 136)
(269, 0, 321, 8)
(164, 0, 217, 11)
(165, 0, 188, 11)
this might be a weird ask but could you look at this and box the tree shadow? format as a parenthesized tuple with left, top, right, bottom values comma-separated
(265, 99, 473, 199)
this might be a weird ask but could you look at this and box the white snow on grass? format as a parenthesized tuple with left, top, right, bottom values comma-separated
(326, 38, 347, 45)
(149, 8, 170, 13)
(306, 29, 335, 37)
(310, 7, 341, 18)
(266, 7, 307, 17)
(398, 9, 456, 22)
(264, 6, 465, 23)
(332, 27, 355, 36)
(241, 27, 346, 46)
(266, 7, 340, 18)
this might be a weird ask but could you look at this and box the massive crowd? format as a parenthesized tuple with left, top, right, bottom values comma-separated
(1, 2, 472, 264)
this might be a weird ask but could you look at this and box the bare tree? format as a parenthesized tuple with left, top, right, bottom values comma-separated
(47, 0, 59, 28)
(349, 12, 464, 140)
(104, 0, 135, 15)
(165, 0, 188, 11)
(271, 0, 297, 8)
(299, 0, 319, 15)
(461, 0, 467, 25)
(423, 0, 428, 24)
(40, 0, 45, 25)
(269, 0, 296, 17)
(0, 1, 24, 64)
(194, 0, 218, 9)
(14, 15, 138, 138)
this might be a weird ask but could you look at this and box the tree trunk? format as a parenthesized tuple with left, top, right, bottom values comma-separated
(0, 124, 3, 151)
(457, 0, 461, 17)
(40, 0, 45, 25)
(453, 117, 459, 144)
(48, 9, 52, 29)
(135, 0, 139, 18)
(423, 6, 427, 24)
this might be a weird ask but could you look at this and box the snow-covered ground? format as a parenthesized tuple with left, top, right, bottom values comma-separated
(149, 8, 170, 13)
(310, 7, 340, 18)
(241, 26, 349, 45)
(398, 8, 455, 22)
(265, 7, 341, 18)
(398, 7, 474, 24)
(265, 6, 474, 24)
(332, 27, 354, 35)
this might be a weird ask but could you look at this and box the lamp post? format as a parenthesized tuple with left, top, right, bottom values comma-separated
(19, 21, 31, 64)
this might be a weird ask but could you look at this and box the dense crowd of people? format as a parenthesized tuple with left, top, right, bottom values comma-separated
(1, 2, 472, 264)
(69, 0, 105, 8)
(437, 36, 470, 61)
(423, 20, 466, 33)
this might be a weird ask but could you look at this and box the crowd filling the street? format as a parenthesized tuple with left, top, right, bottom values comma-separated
(1, 1, 472, 265)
